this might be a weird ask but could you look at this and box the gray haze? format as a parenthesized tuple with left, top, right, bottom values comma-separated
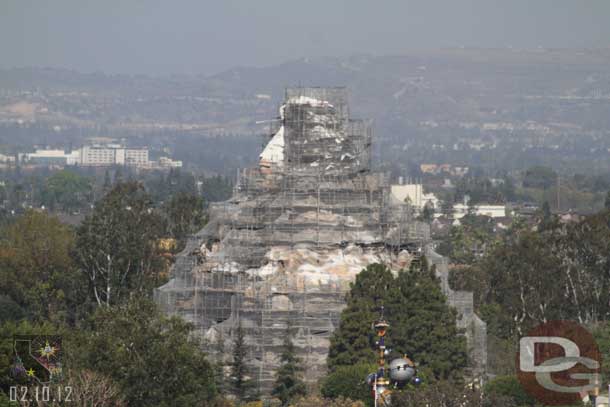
(2, 0, 609, 75)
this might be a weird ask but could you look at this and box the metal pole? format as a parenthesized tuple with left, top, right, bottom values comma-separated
(373, 375, 377, 407)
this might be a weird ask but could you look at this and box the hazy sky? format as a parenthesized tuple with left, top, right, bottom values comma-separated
(2, 0, 609, 75)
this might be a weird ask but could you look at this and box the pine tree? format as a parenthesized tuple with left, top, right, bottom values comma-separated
(540, 200, 554, 231)
(272, 325, 307, 406)
(605, 191, 610, 210)
(113, 167, 123, 184)
(390, 260, 467, 381)
(103, 169, 112, 192)
(422, 204, 434, 222)
(328, 260, 467, 381)
(230, 320, 254, 403)
(327, 263, 396, 370)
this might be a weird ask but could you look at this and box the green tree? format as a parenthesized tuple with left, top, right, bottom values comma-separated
(272, 325, 307, 406)
(593, 322, 610, 386)
(441, 199, 454, 217)
(454, 210, 610, 338)
(523, 166, 557, 190)
(483, 375, 536, 406)
(199, 175, 234, 202)
(0, 210, 86, 323)
(0, 320, 57, 397)
(422, 204, 434, 222)
(328, 262, 467, 383)
(320, 363, 375, 405)
(163, 192, 206, 246)
(103, 169, 112, 192)
(75, 182, 165, 306)
(390, 262, 467, 381)
(443, 215, 498, 265)
(230, 320, 255, 403)
(539, 200, 554, 230)
(41, 170, 92, 212)
(605, 191, 610, 209)
(67, 297, 216, 407)
(328, 264, 396, 369)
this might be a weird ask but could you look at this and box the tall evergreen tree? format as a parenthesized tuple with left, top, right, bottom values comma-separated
(327, 264, 396, 369)
(103, 169, 112, 192)
(230, 320, 254, 403)
(272, 324, 306, 406)
(537, 200, 558, 232)
(328, 261, 467, 381)
(422, 204, 434, 223)
(390, 261, 467, 381)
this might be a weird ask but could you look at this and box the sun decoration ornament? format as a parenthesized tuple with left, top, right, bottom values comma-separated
(38, 340, 57, 359)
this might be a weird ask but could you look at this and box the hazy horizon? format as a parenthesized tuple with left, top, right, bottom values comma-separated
(2, 0, 610, 76)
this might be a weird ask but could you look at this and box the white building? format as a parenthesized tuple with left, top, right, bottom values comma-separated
(20, 145, 182, 169)
(390, 183, 440, 210)
(22, 149, 79, 166)
(125, 148, 149, 167)
(452, 203, 507, 219)
(157, 157, 183, 168)
(80, 145, 149, 167)
(0, 153, 15, 163)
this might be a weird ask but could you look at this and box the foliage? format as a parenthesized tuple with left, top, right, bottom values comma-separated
(454, 175, 516, 204)
(442, 214, 499, 264)
(65, 369, 126, 406)
(162, 192, 206, 245)
(144, 168, 197, 204)
(0, 320, 58, 396)
(230, 320, 256, 403)
(522, 166, 557, 189)
(328, 264, 396, 369)
(483, 375, 536, 406)
(452, 210, 610, 338)
(422, 204, 434, 222)
(390, 264, 467, 381)
(66, 297, 217, 406)
(0, 296, 25, 323)
(328, 262, 467, 383)
(40, 170, 92, 212)
(199, 175, 234, 202)
(0, 210, 86, 323)
(75, 182, 165, 306)
(272, 326, 306, 406)
(320, 363, 375, 405)
(288, 395, 364, 407)
(392, 379, 525, 406)
(592, 322, 610, 387)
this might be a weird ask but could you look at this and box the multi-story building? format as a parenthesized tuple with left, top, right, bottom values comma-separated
(125, 148, 149, 167)
(22, 149, 80, 166)
(80, 145, 149, 167)
(21, 144, 181, 169)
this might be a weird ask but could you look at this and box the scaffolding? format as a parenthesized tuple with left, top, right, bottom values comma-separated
(155, 87, 430, 393)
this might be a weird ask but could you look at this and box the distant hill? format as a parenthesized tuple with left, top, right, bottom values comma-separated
(2, 49, 610, 173)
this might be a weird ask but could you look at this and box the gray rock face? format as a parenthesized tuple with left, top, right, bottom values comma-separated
(154, 88, 484, 394)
